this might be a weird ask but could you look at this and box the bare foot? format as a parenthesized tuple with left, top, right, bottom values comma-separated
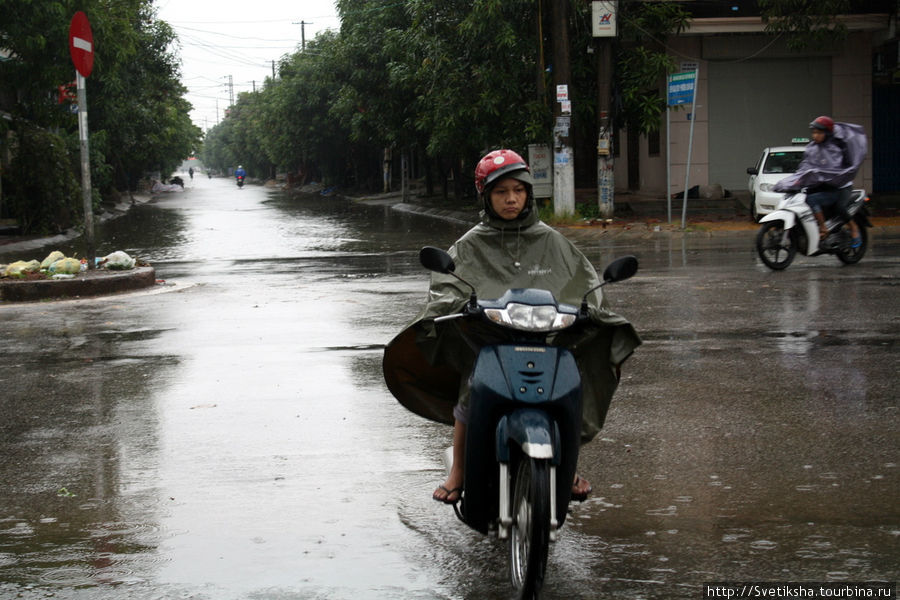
(433, 470, 464, 504)
(571, 474, 592, 501)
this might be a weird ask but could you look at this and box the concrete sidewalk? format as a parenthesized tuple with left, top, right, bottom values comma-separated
(354, 187, 900, 237)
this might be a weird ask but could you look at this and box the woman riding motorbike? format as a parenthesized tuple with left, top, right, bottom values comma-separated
(382, 149, 641, 505)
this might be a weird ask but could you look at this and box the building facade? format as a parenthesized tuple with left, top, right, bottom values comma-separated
(614, 7, 897, 200)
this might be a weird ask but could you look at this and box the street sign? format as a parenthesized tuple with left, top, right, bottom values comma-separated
(667, 70, 696, 106)
(591, 1, 617, 37)
(69, 11, 94, 78)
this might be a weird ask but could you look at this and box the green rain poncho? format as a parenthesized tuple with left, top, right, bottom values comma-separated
(383, 195, 641, 442)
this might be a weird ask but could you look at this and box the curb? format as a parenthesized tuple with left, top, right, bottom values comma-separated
(0, 266, 157, 303)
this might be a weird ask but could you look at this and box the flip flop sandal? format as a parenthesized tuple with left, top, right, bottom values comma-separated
(433, 485, 462, 505)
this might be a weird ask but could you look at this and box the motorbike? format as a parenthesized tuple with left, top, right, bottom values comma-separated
(418, 246, 638, 599)
(755, 189, 871, 271)
(236, 175, 244, 188)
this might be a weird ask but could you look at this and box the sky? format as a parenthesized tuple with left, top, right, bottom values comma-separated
(154, 0, 341, 132)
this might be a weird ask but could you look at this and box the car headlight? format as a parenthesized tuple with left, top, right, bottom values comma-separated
(484, 303, 576, 331)
(759, 183, 775, 192)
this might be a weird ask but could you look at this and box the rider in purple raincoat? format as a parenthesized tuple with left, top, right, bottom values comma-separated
(773, 116, 867, 246)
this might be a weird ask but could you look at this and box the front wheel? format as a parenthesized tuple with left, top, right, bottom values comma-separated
(836, 226, 868, 265)
(756, 221, 796, 270)
(509, 456, 550, 599)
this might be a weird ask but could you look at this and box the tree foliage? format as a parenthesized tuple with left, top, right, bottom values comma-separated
(5, 125, 80, 234)
(759, 0, 851, 51)
(615, 0, 688, 135)
(0, 0, 201, 232)
(199, 0, 691, 198)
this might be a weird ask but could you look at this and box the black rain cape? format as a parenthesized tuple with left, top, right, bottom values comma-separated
(383, 195, 641, 442)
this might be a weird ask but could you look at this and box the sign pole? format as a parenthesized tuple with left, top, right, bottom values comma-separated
(76, 71, 94, 267)
(69, 11, 95, 268)
(680, 67, 699, 229)
(666, 106, 671, 223)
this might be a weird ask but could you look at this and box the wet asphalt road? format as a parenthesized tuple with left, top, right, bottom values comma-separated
(0, 177, 898, 599)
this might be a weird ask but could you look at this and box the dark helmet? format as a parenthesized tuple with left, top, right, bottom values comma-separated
(474, 149, 533, 195)
(809, 116, 834, 132)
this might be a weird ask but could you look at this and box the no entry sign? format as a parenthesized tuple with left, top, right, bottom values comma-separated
(69, 11, 94, 78)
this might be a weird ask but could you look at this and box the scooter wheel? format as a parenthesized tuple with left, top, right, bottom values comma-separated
(756, 221, 796, 270)
(509, 455, 550, 599)
(836, 227, 867, 265)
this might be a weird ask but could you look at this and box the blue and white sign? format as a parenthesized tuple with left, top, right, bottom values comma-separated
(667, 71, 697, 106)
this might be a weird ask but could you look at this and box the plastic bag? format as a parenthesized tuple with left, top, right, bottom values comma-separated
(100, 250, 136, 270)
(3, 260, 41, 277)
(48, 257, 82, 274)
(40, 251, 66, 271)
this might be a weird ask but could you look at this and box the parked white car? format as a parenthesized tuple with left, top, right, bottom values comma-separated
(746, 145, 806, 221)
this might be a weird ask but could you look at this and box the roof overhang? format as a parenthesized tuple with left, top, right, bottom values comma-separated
(685, 14, 891, 35)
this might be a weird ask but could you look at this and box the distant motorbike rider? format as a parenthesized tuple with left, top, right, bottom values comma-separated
(773, 116, 867, 247)
(235, 165, 247, 182)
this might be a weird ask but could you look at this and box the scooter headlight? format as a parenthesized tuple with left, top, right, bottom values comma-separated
(484, 303, 576, 332)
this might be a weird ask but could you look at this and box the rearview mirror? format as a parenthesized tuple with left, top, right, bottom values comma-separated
(419, 246, 455, 274)
(602, 255, 638, 284)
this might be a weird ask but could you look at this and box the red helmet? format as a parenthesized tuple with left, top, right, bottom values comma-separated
(474, 149, 532, 194)
(809, 116, 834, 132)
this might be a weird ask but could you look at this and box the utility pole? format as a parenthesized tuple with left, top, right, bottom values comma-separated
(596, 40, 614, 219)
(551, 0, 574, 216)
(592, 1, 618, 219)
(227, 74, 234, 107)
(293, 20, 312, 51)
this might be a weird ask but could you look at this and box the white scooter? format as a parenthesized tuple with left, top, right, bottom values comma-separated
(755, 189, 871, 271)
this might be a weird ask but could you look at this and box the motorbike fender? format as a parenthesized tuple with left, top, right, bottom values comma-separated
(759, 209, 796, 229)
(496, 410, 560, 462)
(462, 345, 583, 534)
(854, 210, 873, 228)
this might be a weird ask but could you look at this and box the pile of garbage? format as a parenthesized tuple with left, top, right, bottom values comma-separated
(151, 178, 184, 193)
(1, 250, 138, 280)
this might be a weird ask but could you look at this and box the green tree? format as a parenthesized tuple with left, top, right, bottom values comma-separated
(198, 1, 693, 200)
(0, 0, 201, 231)
(5, 125, 80, 234)
(760, 0, 852, 50)
(87, 1, 201, 190)
(614, 0, 688, 135)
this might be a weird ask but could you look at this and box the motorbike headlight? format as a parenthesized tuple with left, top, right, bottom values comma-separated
(484, 303, 576, 332)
